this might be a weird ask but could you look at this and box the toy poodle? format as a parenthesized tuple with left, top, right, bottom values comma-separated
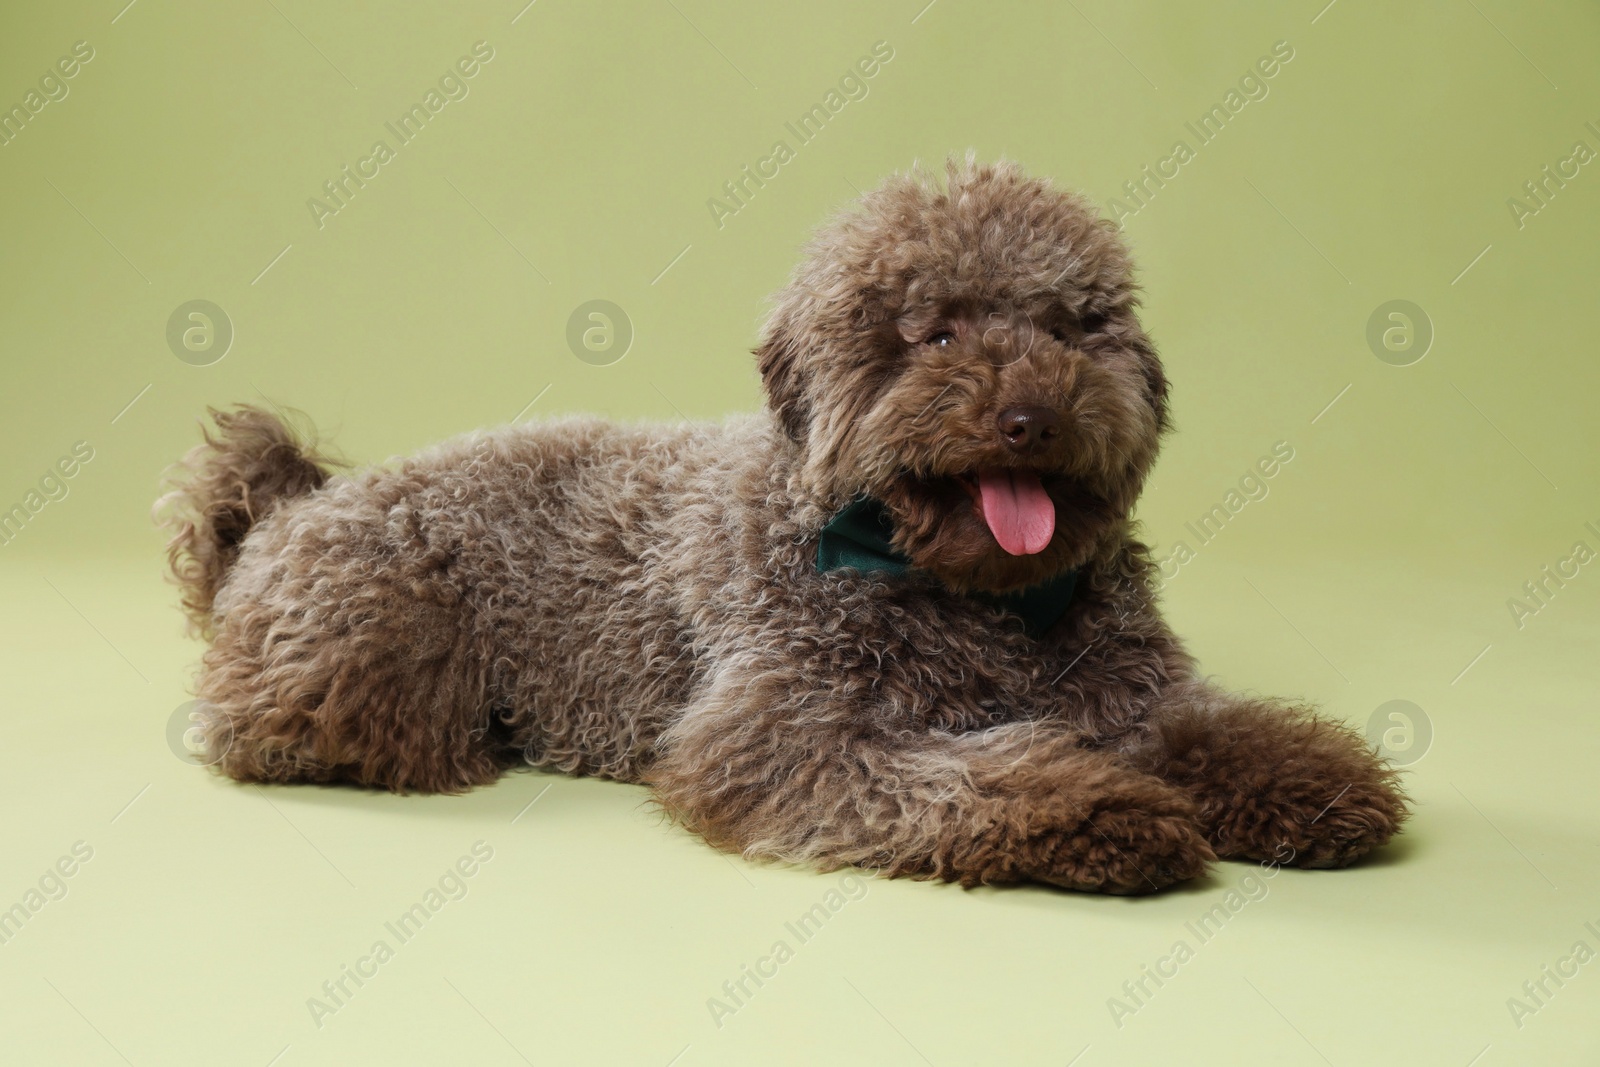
(158, 158, 1407, 893)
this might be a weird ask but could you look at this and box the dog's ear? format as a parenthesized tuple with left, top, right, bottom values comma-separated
(755, 318, 810, 441)
(1134, 334, 1169, 433)
(1115, 319, 1168, 433)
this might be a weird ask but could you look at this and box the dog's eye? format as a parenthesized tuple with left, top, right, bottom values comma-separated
(925, 332, 955, 347)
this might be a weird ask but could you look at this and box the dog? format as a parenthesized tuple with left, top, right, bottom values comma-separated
(158, 158, 1407, 893)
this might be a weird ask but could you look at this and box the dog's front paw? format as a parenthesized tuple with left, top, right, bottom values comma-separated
(1017, 781, 1216, 894)
(1214, 773, 1408, 869)
(1201, 729, 1410, 869)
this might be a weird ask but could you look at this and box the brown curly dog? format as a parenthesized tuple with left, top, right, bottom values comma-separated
(158, 158, 1407, 893)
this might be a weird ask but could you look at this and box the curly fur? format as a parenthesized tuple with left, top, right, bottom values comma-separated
(155, 405, 338, 637)
(158, 158, 1408, 892)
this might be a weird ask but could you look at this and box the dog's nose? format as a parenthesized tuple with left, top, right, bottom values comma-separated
(997, 405, 1060, 453)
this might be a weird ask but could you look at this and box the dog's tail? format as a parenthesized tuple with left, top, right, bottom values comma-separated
(156, 405, 335, 635)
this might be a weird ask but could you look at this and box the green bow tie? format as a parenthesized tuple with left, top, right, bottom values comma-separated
(816, 496, 1077, 638)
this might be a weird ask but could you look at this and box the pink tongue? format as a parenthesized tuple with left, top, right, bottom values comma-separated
(978, 470, 1056, 556)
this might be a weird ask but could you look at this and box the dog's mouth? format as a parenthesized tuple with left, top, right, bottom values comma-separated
(949, 469, 1056, 556)
(877, 467, 1113, 594)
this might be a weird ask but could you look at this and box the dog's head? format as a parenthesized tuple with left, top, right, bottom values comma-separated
(758, 157, 1167, 595)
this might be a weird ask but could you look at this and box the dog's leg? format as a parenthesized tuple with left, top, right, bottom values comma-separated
(1133, 681, 1409, 868)
(647, 666, 1215, 893)
(196, 554, 507, 795)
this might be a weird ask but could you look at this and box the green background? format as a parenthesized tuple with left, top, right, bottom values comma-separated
(3, 0, 1598, 1063)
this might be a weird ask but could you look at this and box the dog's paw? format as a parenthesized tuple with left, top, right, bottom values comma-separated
(1201, 738, 1410, 869)
(1212, 772, 1408, 869)
(1017, 782, 1215, 894)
